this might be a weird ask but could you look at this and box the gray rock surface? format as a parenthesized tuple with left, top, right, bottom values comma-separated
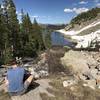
(61, 50, 100, 89)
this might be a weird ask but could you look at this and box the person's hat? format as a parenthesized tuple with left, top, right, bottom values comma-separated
(10, 60, 17, 65)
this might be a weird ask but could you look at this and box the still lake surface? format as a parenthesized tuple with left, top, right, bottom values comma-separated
(51, 32, 75, 47)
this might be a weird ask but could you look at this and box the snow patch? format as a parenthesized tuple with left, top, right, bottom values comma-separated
(72, 30, 100, 48)
(56, 29, 77, 36)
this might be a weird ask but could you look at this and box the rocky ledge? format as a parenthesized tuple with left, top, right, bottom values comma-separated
(61, 50, 100, 89)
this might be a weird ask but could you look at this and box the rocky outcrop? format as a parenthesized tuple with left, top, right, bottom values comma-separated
(61, 50, 100, 89)
(24, 52, 49, 78)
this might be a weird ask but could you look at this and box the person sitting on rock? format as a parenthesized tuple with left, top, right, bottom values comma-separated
(5, 60, 34, 96)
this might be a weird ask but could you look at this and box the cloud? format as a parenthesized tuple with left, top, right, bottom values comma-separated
(17, 13, 22, 16)
(73, 8, 89, 14)
(79, 1, 88, 4)
(64, 7, 89, 14)
(16, 11, 22, 16)
(96, 3, 100, 7)
(64, 8, 73, 13)
(31, 15, 51, 19)
(1, 4, 4, 9)
(16, 11, 18, 14)
(31, 15, 39, 18)
(30, 15, 52, 21)
(17, 13, 39, 18)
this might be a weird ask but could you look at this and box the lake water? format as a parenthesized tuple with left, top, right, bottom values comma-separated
(51, 32, 75, 47)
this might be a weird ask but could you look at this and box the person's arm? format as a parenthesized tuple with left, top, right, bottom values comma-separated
(3, 77, 9, 92)
(5, 77, 9, 86)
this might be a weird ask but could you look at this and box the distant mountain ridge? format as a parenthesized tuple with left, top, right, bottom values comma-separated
(41, 24, 66, 31)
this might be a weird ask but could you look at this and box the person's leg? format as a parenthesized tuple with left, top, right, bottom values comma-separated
(24, 75, 34, 90)
(26, 75, 34, 83)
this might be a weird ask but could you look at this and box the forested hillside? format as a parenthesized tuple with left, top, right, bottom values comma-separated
(65, 7, 100, 30)
(71, 7, 100, 24)
(0, 0, 45, 65)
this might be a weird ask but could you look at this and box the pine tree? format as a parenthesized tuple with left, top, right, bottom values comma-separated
(20, 12, 37, 57)
(42, 27, 51, 49)
(33, 18, 45, 51)
(0, 0, 21, 64)
(21, 13, 32, 42)
(0, 4, 4, 64)
(6, 0, 20, 56)
(0, 3, 12, 64)
(0, 0, 45, 62)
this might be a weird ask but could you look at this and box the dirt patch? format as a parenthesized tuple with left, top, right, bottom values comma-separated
(46, 48, 69, 75)
(0, 91, 11, 100)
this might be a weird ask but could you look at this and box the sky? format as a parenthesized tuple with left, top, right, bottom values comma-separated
(0, 0, 100, 24)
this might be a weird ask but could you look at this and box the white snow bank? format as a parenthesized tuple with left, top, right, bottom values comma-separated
(56, 29, 77, 36)
(72, 30, 100, 48)
(72, 30, 100, 40)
